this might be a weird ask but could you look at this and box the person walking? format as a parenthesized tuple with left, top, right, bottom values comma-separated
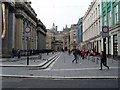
(81, 49, 85, 60)
(17, 49, 21, 59)
(72, 49, 78, 63)
(99, 51, 109, 70)
(11, 48, 15, 58)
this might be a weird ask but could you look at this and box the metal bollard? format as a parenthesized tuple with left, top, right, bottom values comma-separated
(39, 53, 42, 59)
(96, 58, 99, 64)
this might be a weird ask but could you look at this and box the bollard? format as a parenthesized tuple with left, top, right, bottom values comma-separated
(96, 57, 99, 64)
(39, 53, 42, 59)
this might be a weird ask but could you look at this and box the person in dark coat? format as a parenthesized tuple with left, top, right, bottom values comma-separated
(11, 48, 15, 58)
(72, 49, 78, 63)
(99, 51, 109, 70)
(17, 49, 21, 59)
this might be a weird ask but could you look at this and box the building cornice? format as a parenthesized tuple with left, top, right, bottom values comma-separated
(15, 9, 37, 26)
(15, 2, 37, 22)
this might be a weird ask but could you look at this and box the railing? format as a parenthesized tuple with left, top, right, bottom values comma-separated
(88, 55, 101, 64)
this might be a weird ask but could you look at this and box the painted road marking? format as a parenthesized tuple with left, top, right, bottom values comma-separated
(44, 67, 120, 71)
(46, 52, 62, 70)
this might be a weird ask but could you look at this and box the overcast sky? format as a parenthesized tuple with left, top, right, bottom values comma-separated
(31, 0, 92, 31)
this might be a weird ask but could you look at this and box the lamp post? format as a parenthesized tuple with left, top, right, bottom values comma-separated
(25, 27, 31, 65)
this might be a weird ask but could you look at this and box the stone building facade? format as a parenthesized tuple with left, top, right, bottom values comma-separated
(1, 1, 16, 57)
(82, 0, 102, 53)
(46, 24, 70, 51)
(1, 1, 47, 57)
(0, 1, 2, 57)
(70, 24, 78, 50)
(63, 25, 70, 51)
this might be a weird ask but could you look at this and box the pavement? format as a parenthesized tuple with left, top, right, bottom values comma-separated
(0, 52, 59, 67)
(0, 52, 119, 79)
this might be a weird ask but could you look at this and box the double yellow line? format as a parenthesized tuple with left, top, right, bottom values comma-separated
(1, 3, 6, 39)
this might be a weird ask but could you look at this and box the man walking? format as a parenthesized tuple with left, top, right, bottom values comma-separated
(99, 51, 109, 70)
(72, 49, 78, 63)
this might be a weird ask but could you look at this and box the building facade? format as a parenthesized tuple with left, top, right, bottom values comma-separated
(77, 17, 83, 50)
(37, 20, 47, 50)
(82, 0, 102, 53)
(0, 1, 2, 57)
(1, 1, 16, 57)
(101, 0, 120, 59)
(70, 24, 78, 50)
(63, 25, 70, 51)
(1, 1, 47, 57)
(46, 24, 70, 51)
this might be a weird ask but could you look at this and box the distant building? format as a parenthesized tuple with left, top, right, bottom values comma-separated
(82, 0, 102, 53)
(63, 25, 70, 51)
(70, 24, 78, 50)
(46, 24, 70, 51)
(77, 17, 83, 50)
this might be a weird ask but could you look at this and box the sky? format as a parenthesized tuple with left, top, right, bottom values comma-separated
(31, 0, 92, 31)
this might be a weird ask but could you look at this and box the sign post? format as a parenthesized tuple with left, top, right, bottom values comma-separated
(102, 26, 109, 54)
(102, 26, 109, 38)
(25, 27, 31, 65)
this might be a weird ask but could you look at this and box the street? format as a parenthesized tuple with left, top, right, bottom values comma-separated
(0, 52, 120, 89)
(1, 78, 119, 88)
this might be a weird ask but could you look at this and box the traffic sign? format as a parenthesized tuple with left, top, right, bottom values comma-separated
(25, 27, 31, 37)
(102, 26, 109, 38)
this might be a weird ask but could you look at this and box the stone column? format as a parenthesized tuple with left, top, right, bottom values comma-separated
(0, 1, 2, 57)
(106, 38, 108, 55)
(8, 7, 15, 55)
(2, 3, 9, 57)
(15, 18, 23, 50)
(111, 35, 113, 56)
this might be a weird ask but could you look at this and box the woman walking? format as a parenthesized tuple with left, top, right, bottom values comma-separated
(99, 51, 109, 70)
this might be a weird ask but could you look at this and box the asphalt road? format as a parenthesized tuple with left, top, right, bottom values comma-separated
(1, 77, 119, 89)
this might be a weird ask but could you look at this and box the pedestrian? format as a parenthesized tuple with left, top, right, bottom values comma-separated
(81, 49, 85, 60)
(11, 48, 15, 58)
(72, 49, 78, 63)
(17, 49, 21, 59)
(99, 51, 109, 70)
(68, 50, 71, 55)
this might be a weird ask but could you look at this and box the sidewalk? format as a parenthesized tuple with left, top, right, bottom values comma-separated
(0, 52, 119, 79)
(0, 52, 59, 66)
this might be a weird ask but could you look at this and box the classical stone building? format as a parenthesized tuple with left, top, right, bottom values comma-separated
(46, 23, 57, 50)
(37, 20, 47, 50)
(70, 24, 78, 50)
(1, 1, 16, 57)
(0, 1, 2, 57)
(46, 24, 70, 51)
(63, 25, 70, 51)
(1, 0, 47, 57)
(82, 0, 102, 53)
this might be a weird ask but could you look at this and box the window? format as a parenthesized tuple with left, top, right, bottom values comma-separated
(108, 11, 112, 26)
(104, 16, 107, 26)
(98, 5, 100, 16)
(114, 5, 118, 24)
